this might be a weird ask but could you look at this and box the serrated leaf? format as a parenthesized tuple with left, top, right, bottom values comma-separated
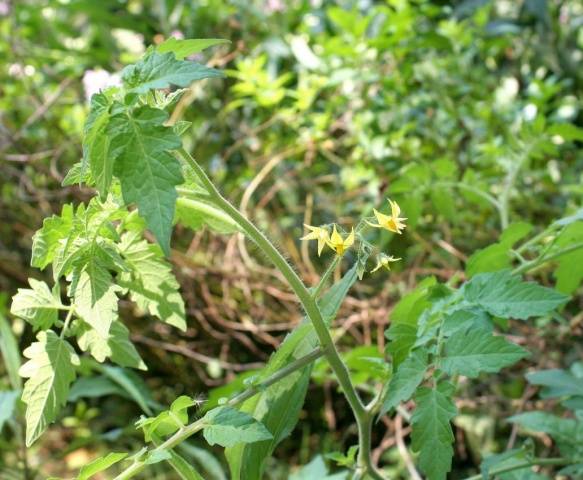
(441, 308, 493, 337)
(31, 204, 75, 269)
(77, 452, 128, 480)
(290, 455, 349, 480)
(11, 279, 64, 330)
(82, 92, 113, 195)
(122, 51, 223, 94)
(203, 406, 272, 447)
(441, 330, 528, 378)
(73, 259, 120, 338)
(19, 331, 79, 446)
(118, 233, 186, 330)
(381, 349, 428, 416)
(411, 382, 457, 480)
(108, 105, 183, 255)
(77, 321, 146, 370)
(463, 270, 568, 320)
(158, 38, 230, 59)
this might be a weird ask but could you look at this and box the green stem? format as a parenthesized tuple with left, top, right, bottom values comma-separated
(59, 308, 75, 339)
(177, 148, 383, 476)
(227, 347, 324, 406)
(462, 457, 571, 480)
(512, 241, 583, 275)
(114, 348, 325, 479)
(312, 256, 340, 299)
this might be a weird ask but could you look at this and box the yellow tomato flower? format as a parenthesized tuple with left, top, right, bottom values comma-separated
(300, 224, 330, 256)
(326, 225, 355, 256)
(371, 254, 401, 273)
(367, 199, 407, 234)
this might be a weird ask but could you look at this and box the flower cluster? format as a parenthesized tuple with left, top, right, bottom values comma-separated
(301, 198, 406, 274)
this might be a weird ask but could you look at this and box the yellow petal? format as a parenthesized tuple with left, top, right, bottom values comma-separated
(344, 228, 355, 248)
(388, 199, 401, 218)
(330, 225, 343, 245)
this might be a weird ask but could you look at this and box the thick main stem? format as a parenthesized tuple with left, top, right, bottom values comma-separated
(178, 148, 384, 478)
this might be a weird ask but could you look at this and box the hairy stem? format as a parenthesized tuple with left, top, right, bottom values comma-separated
(177, 148, 384, 477)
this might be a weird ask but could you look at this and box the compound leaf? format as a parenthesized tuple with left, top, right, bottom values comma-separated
(108, 105, 183, 255)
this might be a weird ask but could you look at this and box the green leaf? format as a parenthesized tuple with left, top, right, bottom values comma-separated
(463, 270, 568, 320)
(11, 279, 64, 330)
(553, 223, 583, 294)
(381, 349, 428, 416)
(466, 222, 533, 277)
(154, 441, 205, 480)
(319, 262, 358, 324)
(508, 412, 583, 458)
(69, 375, 130, 402)
(441, 329, 528, 378)
(77, 452, 128, 480)
(203, 406, 273, 447)
(73, 259, 120, 338)
(118, 233, 186, 331)
(480, 448, 535, 480)
(411, 382, 457, 480)
(100, 365, 154, 415)
(158, 38, 230, 59)
(137, 395, 194, 440)
(77, 321, 146, 370)
(441, 308, 493, 337)
(108, 105, 184, 255)
(82, 92, 113, 196)
(0, 313, 22, 389)
(386, 277, 436, 367)
(0, 390, 20, 431)
(31, 204, 75, 269)
(290, 455, 348, 480)
(122, 51, 223, 94)
(19, 331, 79, 446)
(547, 123, 583, 142)
(526, 367, 583, 399)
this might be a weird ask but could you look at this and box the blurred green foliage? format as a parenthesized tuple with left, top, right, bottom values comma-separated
(1, 0, 583, 478)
